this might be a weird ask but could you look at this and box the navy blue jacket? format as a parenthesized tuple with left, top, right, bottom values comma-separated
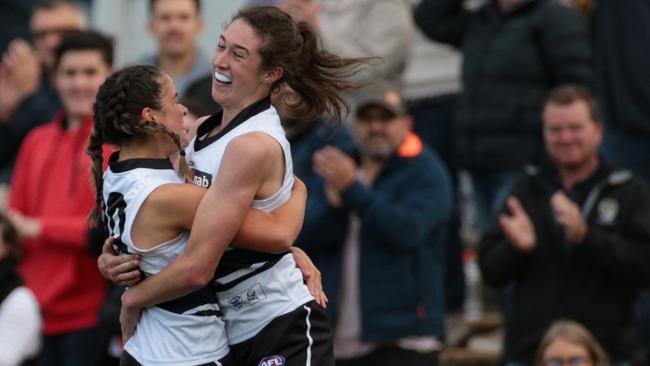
(296, 128, 453, 341)
(291, 118, 355, 253)
(290, 119, 354, 304)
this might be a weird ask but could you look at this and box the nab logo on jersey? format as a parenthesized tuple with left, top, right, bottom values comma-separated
(191, 169, 212, 188)
(258, 355, 285, 366)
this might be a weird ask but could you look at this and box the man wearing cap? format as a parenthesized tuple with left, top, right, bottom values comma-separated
(312, 83, 453, 366)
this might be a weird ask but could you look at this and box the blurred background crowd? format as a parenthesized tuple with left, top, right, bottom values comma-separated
(0, 0, 649, 365)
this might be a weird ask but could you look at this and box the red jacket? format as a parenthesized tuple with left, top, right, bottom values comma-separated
(9, 111, 111, 335)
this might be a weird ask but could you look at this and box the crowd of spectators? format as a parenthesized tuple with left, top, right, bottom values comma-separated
(0, 0, 648, 365)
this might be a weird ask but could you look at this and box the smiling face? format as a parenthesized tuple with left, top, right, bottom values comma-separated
(149, 0, 203, 58)
(211, 19, 281, 116)
(54, 49, 111, 121)
(543, 99, 603, 171)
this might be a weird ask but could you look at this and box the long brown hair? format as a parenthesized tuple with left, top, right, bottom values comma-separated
(87, 65, 191, 225)
(233, 6, 371, 123)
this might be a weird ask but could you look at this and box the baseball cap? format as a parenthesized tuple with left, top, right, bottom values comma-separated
(353, 82, 407, 119)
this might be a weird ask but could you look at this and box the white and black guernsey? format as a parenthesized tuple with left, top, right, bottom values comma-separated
(102, 152, 229, 365)
(184, 96, 313, 345)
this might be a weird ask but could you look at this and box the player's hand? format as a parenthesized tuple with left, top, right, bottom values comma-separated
(119, 298, 141, 343)
(290, 247, 328, 308)
(499, 196, 537, 253)
(98, 237, 142, 286)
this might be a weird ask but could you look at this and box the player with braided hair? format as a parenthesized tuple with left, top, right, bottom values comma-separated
(90, 64, 313, 365)
(98, 6, 372, 366)
(87, 65, 192, 225)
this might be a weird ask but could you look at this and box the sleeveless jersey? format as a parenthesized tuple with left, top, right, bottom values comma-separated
(102, 152, 229, 365)
(184, 97, 313, 344)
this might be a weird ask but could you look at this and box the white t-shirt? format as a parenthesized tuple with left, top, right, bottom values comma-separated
(0, 287, 41, 366)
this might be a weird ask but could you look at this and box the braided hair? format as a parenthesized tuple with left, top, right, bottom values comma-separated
(87, 65, 191, 225)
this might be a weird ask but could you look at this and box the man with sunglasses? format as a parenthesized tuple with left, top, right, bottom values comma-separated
(0, 0, 86, 184)
(312, 83, 452, 366)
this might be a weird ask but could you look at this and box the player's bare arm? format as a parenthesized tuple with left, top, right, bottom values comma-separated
(120, 132, 276, 310)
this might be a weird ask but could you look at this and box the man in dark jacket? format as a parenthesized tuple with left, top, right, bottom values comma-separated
(478, 85, 650, 366)
(414, 0, 592, 232)
(312, 83, 452, 366)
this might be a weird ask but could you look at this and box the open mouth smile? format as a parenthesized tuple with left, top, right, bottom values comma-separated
(214, 71, 232, 85)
